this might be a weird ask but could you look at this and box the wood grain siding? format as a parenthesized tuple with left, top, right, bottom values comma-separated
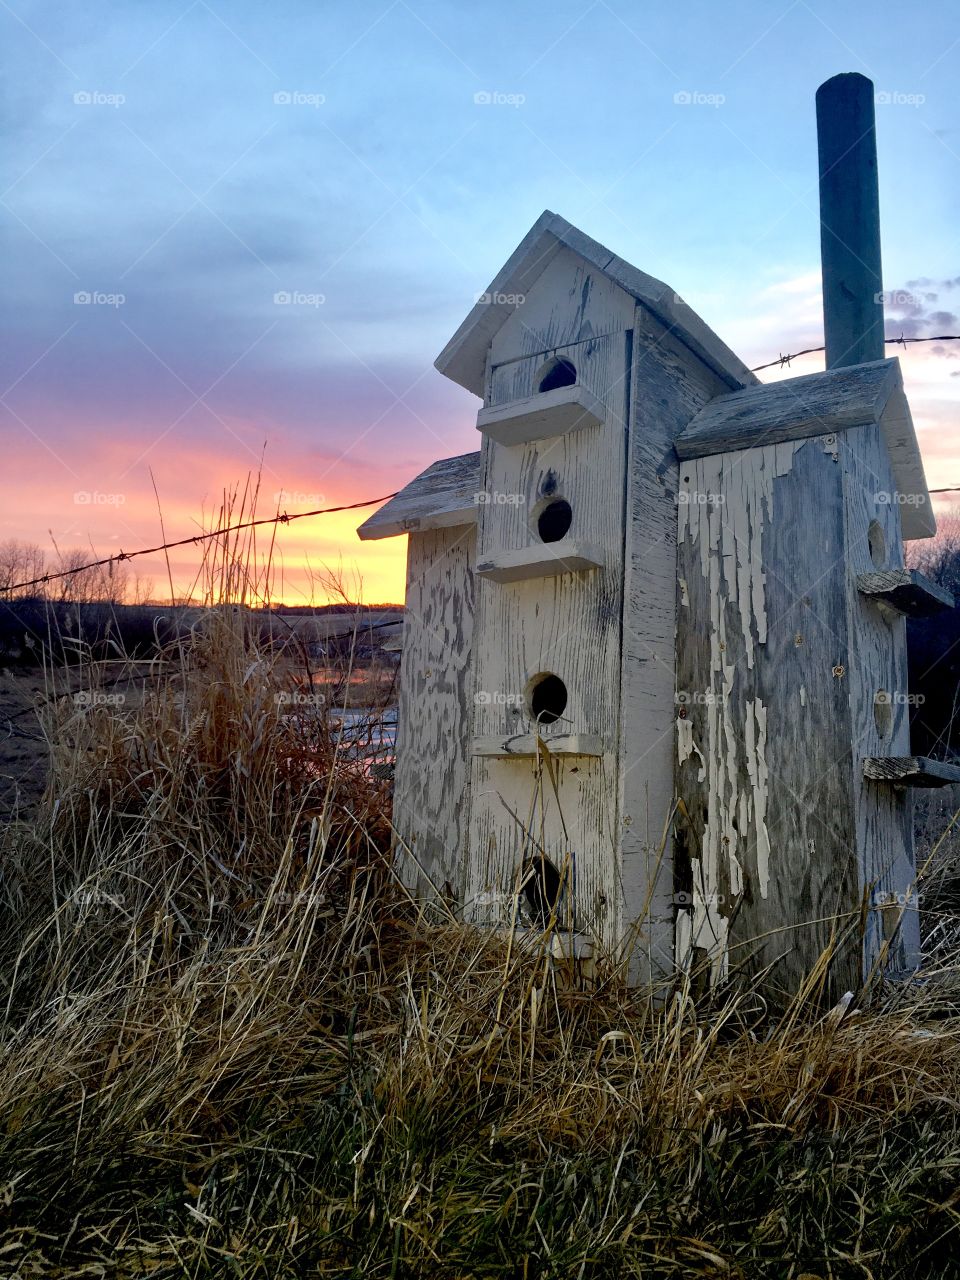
(357, 452, 480, 540)
(619, 303, 730, 981)
(436, 211, 758, 394)
(488, 246, 637, 366)
(675, 359, 934, 539)
(839, 423, 919, 973)
(856, 569, 953, 616)
(863, 757, 960, 786)
(676, 436, 862, 999)
(676, 359, 900, 457)
(466, 318, 630, 947)
(474, 541, 604, 583)
(392, 524, 476, 902)
(476, 383, 605, 447)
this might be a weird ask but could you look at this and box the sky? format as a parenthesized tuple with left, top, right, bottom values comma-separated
(2, 0, 959, 604)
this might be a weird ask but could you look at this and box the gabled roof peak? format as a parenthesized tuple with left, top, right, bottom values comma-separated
(435, 211, 759, 397)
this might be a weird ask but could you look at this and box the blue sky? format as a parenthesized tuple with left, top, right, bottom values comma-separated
(3, 0, 958, 599)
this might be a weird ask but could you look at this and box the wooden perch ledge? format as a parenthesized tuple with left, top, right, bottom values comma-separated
(863, 756, 960, 788)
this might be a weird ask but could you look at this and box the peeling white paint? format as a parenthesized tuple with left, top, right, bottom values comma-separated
(800, 684, 806, 706)
(745, 697, 771, 899)
(677, 441, 800, 981)
(677, 715, 705, 775)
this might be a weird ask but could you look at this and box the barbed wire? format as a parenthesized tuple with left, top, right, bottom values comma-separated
(3, 494, 398, 595)
(4, 331, 960, 597)
(750, 332, 960, 371)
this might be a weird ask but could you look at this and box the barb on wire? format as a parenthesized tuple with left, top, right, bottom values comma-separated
(751, 332, 960, 372)
(3, 493, 398, 596)
(6, 327, 960, 598)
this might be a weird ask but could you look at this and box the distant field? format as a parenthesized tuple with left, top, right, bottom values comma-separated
(0, 602, 404, 820)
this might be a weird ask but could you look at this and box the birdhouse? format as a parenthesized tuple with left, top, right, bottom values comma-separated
(358, 77, 960, 999)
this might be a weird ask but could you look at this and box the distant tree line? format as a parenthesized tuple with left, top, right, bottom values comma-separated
(0, 538, 163, 665)
(0, 538, 156, 606)
(0, 539, 404, 670)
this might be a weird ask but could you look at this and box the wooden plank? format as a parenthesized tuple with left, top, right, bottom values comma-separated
(877, 379, 937, 538)
(357, 452, 479, 540)
(472, 733, 604, 757)
(476, 382, 605, 446)
(675, 435, 861, 1000)
(864, 756, 960, 787)
(676, 359, 898, 456)
(466, 327, 629, 946)
(856, 568, 954, 615)
(391, 525, 476, 902)
(618, 301, 733, 984)
(675, 359, 934, 539)
(474, 541, 603, 583)
(840, 421, 919, 974)
(487, 244, 638, 365)
(435, 210, 758, 397)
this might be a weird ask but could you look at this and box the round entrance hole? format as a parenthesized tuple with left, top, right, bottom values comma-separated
(526, 672, 568, 726)
(536, 497, 573, 543)
(521, 856, 563, 926)
(537, 357, 577, 393)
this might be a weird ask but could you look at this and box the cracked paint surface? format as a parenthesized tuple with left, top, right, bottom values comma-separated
(676, 442, 797, 979)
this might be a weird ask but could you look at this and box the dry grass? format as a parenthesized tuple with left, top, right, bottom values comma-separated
(2, 521, 960, 1276)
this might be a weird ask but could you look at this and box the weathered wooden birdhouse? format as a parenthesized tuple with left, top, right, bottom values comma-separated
(358, 74, 959, 998)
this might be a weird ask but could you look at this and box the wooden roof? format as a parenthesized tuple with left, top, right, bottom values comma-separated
(356, 451, 480, 541)
(434, 211, 760, 397)
(675, 358, 935, 538)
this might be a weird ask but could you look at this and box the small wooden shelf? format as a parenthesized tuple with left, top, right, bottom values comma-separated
(473, 733, 604, 758)
(475, 541, 604, 583)
(864, 756, 960, 788)
(856, 569, 953, 616)
(476, 384, 605, 446)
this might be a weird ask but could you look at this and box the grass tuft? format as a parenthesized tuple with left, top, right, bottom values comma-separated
(2, 523, 960, 1277)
